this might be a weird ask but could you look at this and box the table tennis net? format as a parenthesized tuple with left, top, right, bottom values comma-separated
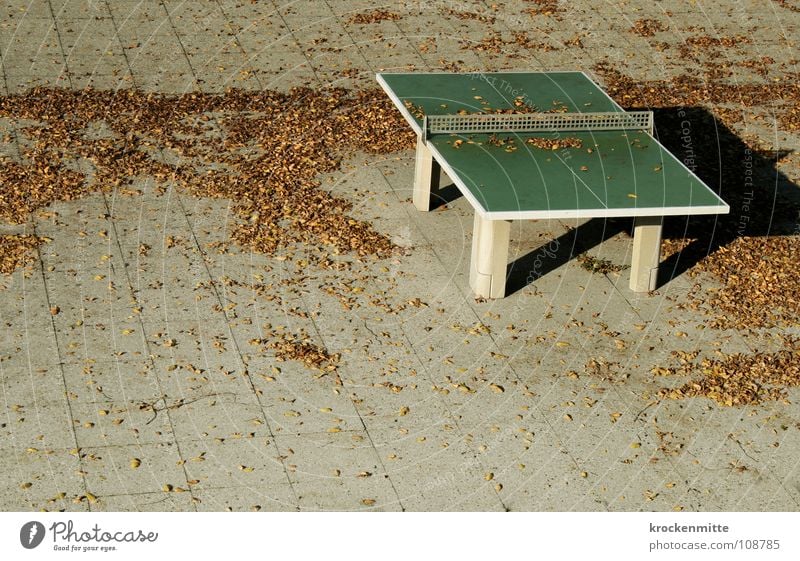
(424, 111, 653, 136)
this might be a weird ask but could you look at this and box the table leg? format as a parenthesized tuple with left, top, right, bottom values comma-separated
(630, 216, 663, 292)
(469, 213, 511, 298)
(413, 134, 440, 211)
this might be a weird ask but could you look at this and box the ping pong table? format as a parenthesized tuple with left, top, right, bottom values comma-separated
(376, 71, 729, 298)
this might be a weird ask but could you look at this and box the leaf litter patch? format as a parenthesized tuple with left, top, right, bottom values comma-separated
(655, 338, 800, 407)
(0, 86, 415, 373)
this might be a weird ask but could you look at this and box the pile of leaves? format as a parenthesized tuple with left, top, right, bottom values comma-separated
(0, 86, 413, 258)
(461, 32, 569, 56)
(693, 236, 800, 329)
(347, 10, 401, 24)
(251, 327, 341, 383)
(524, 0, 566, 18)
(629, 19, 668, 37)
(0, 234, 44, 275)
(772, 0, 800, 12)
(656, 339, 800, 406)
(0, 85, 415, 372)
(525, 136, 582, 150)
(577, 253, 626, 275)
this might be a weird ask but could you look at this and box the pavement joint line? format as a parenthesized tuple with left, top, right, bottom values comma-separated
(269, 0, 323, 87)
(291, 264, 406, 511)
(71, 32, 206, 508)
(160, 0, 200, 91)
(396, 326, 509, 511)
(0, 19, 90, 509)
(170, 182, 302, 511)
(97, 185, 201, 510)
(212, 0, 264, 90)
(103, 0, 140, 89)
(32, 198, 89, 507)
(47, 0, 74, 90)
(320, 0, 382, 80)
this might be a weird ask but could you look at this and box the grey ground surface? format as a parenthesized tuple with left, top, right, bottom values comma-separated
(1, 0, 800, 511)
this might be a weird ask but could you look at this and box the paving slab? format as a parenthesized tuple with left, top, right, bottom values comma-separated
(0, 397, 77, 451)
(0, 447, 87, 511)
(79, 441, 186, 497)
(275, 430, 401, 511)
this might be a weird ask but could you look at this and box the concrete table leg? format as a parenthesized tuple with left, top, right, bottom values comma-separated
(469, 213, 511, 298)
(413, 134, 440, 211)
(630, 216, 663, 292)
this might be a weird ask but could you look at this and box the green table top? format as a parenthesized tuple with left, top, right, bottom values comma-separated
(377, 71, 729, 219)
